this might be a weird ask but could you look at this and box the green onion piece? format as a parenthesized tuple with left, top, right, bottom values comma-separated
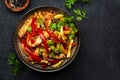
(50, 23, 57, 30)
(49, 52, 55, 59)
(50, 45, 61, 54)
(71, 27, 78, 34)
(69, 23, 75, 27)
(39, 19, 44, 29)
(27, 26, 32, 33)
(57, 21, 64, 31)
(39, 48, 44, 55)
(69, 34, 75, 40)
(47, 40, 54, 45)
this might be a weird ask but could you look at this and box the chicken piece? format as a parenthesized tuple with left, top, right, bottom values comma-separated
(34, 12, 39, 19)
(36, 20, 40, 28)
(42, 11, 55, 19)
(27, 56, 33, 62)
(40, 60, 48, 64)
(20, 43, 28, 55)
(38, 11, 44, 21)
(55, 53, 66, 59)
(42, 11, 56, 27)
(27, 36, 42, 47)
(45, 17, 52, 27)
(42, 49, 48, 60)
(34, 48, 40, 56)
(18, 18, 32, 38)
(43, 31, 49, 38)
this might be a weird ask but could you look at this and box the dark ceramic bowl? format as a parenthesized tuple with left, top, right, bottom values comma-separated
(14, 6, 80, 72)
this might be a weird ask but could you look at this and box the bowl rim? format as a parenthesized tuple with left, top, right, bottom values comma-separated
(14, 6, 81, 72)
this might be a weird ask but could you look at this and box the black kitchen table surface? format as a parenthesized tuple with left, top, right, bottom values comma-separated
(0, 0, 120, 80)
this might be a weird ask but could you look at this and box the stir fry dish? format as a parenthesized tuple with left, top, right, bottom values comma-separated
(18, 10, 78, 68)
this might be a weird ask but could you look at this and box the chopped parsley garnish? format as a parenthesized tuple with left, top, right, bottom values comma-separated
(73, 9, 87, 21)
(65, 0, 77, 9)
(8, 53, 22, 75)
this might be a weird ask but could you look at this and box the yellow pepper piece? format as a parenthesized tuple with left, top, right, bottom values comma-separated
(60, 26, 67, 40)
(51, 60, 64, 68)
(67, 39, 74, 58)
(54, 14, 64, 19)
(31, 61, 35, 64)
(64, 30, 71, 34)
(38, 11, 44, 21)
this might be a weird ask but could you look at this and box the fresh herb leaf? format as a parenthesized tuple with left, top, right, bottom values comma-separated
(64, 16, 74, 22)
(76, 16, 83, 21)
(8, 53, 16, 65)
(12, 59, 22, 75)
(8, 53, 22, 75)
(73, 9, 87, 21)
(65, 0, 77, 9)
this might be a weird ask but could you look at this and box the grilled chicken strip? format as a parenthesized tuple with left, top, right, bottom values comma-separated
(18, 18, 32, 38)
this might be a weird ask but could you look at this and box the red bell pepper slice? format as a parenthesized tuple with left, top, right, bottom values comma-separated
(46, 28, 66, 45)
(31, 18, 36, 32)
(41, 63, 47, 69)
(48, 59, 61, 65)
(24, 46, 42, 62)
(37, 28, 49, 51)
(20, 38, 26, 44)
(26, 31, 38, 44)
(72, 42, 77, 48)
(20, 37, 42, 62)
(63, 27, 71, 30)
(41, 59, 61, 69)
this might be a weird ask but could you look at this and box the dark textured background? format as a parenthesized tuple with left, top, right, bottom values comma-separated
(0, 0, 120, 80)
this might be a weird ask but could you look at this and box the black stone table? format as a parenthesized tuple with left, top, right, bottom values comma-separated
(0, 0, 120, 80)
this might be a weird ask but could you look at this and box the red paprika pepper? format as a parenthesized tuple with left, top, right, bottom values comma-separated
(25, 46, 42, 62)
(37, 28, 49, 51)
(63, 27, 71, 30)
(41, 63, 47, 69)
(31, 18, 36, 32)
(46, 28, 66, 45)
(48, 59, 61, 65)
(20, 38, 26, 44)
(72, 42, 77, 48)
(20, 37, 42, 62)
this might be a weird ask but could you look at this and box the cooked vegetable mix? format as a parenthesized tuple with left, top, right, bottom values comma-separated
(18, 10, 78, 68)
